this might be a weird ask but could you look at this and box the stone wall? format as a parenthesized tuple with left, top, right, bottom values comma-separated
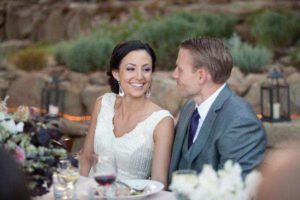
(1, 61, 300, 117)
(0, 0, 299, 42)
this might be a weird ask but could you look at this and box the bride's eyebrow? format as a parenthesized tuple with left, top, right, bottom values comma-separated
(126, 63, 136, 67)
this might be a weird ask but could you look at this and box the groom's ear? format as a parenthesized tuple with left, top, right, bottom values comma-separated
(112, 70, 119, 81)
(197, 68, 210, 83)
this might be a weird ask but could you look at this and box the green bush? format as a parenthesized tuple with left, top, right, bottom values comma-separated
(133, 16, 195, 70)
(227, 34, 273, 73)
(289, 48, 300, 68)
(11, 48, 48, 71)
(133, 12, 236, 70)
(92, 9, 149, 44)
(251, 10, 300, 47)
(66, 37, 114, 73)
(197, 13, 236, 38)
(51, 42, 72, 65)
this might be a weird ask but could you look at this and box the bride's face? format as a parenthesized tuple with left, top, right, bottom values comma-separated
(113, 50, 153, 98)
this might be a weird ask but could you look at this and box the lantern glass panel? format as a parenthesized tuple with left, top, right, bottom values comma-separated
(261, 88, 271, 118)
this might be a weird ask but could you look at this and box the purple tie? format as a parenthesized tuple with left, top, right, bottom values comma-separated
(188, 109, 200, 148)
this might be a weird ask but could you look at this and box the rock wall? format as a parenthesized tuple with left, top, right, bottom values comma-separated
(1, 61, 300, 117)
(0, 0, 299, 43)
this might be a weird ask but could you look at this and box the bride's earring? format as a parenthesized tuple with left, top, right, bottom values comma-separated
(145, 88, 151, 98)
(118, 81, 124, 96)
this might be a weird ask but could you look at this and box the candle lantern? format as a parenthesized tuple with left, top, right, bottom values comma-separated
(260, 69, 290, 122)
(41, 76, 65, 116)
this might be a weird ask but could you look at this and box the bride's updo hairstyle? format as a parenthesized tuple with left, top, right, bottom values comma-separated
(107, 40, 156, 94)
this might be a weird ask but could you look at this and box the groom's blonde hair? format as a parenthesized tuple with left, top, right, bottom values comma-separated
(180, 37, 233, 84)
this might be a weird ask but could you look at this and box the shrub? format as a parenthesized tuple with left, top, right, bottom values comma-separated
(197, 13, 236, 38)
(289, 48, 300, 68)
(227, 34, 273, 73)
(51, 42, 72, 65)
(66, 37, 114, 73)
(251, 10, 300, 47)
(132, 16, 195, 70)
(133, 12, 236, 70)
(11, 48, 48, 71)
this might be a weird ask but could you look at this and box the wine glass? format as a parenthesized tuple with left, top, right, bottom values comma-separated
(92, 153, 117, 198)
(57, 159, 80, 199)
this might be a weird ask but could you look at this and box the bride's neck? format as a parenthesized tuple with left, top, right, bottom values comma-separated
(116, 96, 147, 117)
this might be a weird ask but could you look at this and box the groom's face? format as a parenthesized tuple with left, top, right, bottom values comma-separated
(172, 48, 201, 98)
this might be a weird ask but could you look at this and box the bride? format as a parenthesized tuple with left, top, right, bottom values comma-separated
(79, 40, 174, 188)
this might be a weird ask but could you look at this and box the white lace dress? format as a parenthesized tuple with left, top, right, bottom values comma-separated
(90, 93, 173, 180)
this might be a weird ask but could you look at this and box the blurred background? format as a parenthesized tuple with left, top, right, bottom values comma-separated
(0, 0, 300, 152)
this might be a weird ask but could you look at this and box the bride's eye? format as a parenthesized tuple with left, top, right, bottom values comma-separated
(143, 67, 152, 72)
(126, 67, 135, 72)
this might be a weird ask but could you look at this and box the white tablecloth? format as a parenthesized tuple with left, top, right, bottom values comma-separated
(34, 176, 176, 200)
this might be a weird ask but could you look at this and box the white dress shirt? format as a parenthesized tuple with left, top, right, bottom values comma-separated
(193, 83, 226, 143)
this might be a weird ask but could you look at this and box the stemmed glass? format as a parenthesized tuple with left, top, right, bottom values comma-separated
(57, 159, 80, 199)
(92, 153, 117, 198)
(172, 169, 198, 186)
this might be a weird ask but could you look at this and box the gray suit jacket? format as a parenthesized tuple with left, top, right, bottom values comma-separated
(169, 85, 266, 181)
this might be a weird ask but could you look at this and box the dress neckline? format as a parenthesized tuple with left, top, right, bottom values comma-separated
(109, 94, 164, 139)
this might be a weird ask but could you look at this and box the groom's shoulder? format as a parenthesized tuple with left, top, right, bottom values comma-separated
(182, 99, 194, 109)
(179, 99, 194, 116)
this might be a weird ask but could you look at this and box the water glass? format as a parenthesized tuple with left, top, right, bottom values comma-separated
(172, 169, 198, 187)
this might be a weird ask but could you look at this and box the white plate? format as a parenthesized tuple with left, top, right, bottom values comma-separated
(109, 179, 164, 200)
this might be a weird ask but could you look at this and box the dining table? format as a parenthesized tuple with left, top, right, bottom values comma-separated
(34, 176, 177, 200)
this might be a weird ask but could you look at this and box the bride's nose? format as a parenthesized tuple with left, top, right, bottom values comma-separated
(135, 69, 144, 80)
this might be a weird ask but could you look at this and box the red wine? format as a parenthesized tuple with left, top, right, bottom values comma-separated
(94, 175, 116, 186)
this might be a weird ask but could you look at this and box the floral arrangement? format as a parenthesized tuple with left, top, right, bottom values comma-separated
(0, 96, 67, 196)
(169, 160, 262, 200)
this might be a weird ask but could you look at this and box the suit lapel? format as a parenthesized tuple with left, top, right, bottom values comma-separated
(170, 101, 195, 170)
(189, 85, 232, 163)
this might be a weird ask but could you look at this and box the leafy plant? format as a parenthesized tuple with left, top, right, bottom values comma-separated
(251, 10, 300, 47)
(66, 37, 114, 73)
(197, 12, 236, 38)
(289, 48, 300, 68)
(51, 42, 72, 65)
(11, 48, 48, 71)
(227, 34, 273, 73)
(133, 16, 195, 70)
(133, 12, 236, 70)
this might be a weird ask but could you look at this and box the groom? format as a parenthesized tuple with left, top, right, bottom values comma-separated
(169, 37, 266, 181)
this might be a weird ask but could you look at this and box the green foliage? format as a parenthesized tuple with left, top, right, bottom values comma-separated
(133, 12, 236, 70)
(251, 10, 300, 47)
(133, 16, 194, 70)
(51, 41, 72, 65)
(197, 13, 236, 38)
(227, 34, 273, 73)
(289, 48, 300, 68)
(92, 9, 149, 44)
(11, 48, 48, 71)
(66, 37, 114, 73)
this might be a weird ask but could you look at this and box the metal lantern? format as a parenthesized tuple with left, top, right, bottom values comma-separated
(260, 69, 290, 122)
(41, 76, 65, 116)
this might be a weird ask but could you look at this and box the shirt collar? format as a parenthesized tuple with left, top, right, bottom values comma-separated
(195, 83, 226, 120)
